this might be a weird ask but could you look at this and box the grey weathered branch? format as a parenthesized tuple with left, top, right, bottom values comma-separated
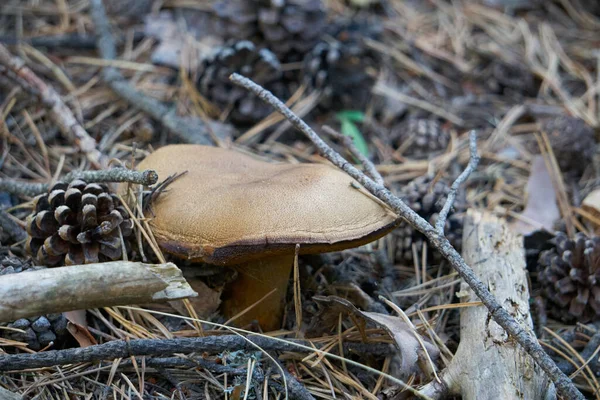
(0, 261, 196, 323)
(322, 125, 385, 186)
(0, 334, 385, 371)
(419, 211, 553, 399)
(435, 131, 479, 234)
(228, 72, 583, 400)
(89, 0, 222, 145)
(0, 168, 158, 197)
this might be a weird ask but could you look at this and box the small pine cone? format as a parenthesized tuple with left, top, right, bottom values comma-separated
(212, 0, 259, 40)
(197, 41, 284, 124)
(538, 116, 596, 175)
(212, 0, 326, 60)
(391, 118, 450, 159)
(0, 258, 68, 350)
(393, 175, 466, 264)
(25, 180, 133, 267)
(257, 0, 327, 59)
(538, 232, 600, 323)
(303, 17, 381, 110)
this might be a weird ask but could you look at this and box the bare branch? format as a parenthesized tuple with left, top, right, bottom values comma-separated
(0, 44, 105, 168)
(229, 72, 584, 400)
(0, 168, 158, 197)
(0, 335, 388, 372)
(435, 130, 479, 234)
(322, 125, 385, 186)
(0, 261, 196, 323)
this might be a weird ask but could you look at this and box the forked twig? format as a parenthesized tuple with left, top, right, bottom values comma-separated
(229, 72, 583, 400)
(435, 130, 479, 235)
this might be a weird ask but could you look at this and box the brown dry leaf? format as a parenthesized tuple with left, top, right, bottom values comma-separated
(511, 155, 560, 235)
(64, 310, 97, 348)
(313, 296, 438, 377)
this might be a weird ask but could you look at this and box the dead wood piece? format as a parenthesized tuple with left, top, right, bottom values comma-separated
(0, 387, 22, 400)
(0, 261, 196, 323)
(419, 210, 553, 400)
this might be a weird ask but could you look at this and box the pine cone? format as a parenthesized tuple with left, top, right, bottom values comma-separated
(394, 175, 465, 264)
(25, 180, 133, 267)
(391, 118, 450, 159)
(303, 16, 381, 110)
(212, 0, 259, 40)
(538, 232, 600, 323)
(538, 116, 596, 175)
(197, 40, 284, 124)
(257, 0, 326, 58)
(212, 0, 326, 60)
(0, 256, 69, 350)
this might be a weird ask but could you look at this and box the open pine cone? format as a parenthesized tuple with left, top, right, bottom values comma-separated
(303, 16, 381, 110)
(25, 180, 133, 267)
(391, 118, 450, 159)
(538, 232, 600, 323)
(212, 0, 326, 60)
(197, 40, 285, 124)
(394, 175, 466, 264)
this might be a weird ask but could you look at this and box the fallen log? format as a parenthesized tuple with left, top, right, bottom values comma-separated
(419, 210, 554, 399)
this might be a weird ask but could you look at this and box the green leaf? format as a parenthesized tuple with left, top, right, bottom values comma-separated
(336, 110, 365, 123)
(339, 118, 370, 157)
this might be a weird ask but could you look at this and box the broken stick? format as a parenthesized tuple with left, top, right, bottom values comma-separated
(0, 261, 196, 323)
(419, 210, 554, 399)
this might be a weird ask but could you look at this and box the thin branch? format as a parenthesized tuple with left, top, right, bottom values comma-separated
(0, 168, 158, 197)
(0, 44, 105, 168)
(228, 72, 583, 400)
(88, 0, 222, 145)
(435, 130, 479, 234)
(0, 335, 381, 372)
(322, 125, 385, 186)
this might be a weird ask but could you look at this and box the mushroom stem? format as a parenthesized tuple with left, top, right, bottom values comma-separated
(221, 253, 294, 331)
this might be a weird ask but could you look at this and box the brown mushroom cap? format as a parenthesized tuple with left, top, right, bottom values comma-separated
(136, 144, 399, 265)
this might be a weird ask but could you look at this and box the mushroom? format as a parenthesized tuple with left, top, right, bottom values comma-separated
(135, 144, 399, 331)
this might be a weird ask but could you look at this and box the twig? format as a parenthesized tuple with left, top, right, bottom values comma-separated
(0, 168, 158, 197)
(322, 125, 385, 186)
(88, 0, 220, 145)
(0, 31, 145, 49)
(0, 210, 26, 242)
(228, 73, 584, 400)
(435, 131, 479, 235)
(0, 44, 104, 168)
(0, 261, 196, 323)
(0, 336, 328, 371)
